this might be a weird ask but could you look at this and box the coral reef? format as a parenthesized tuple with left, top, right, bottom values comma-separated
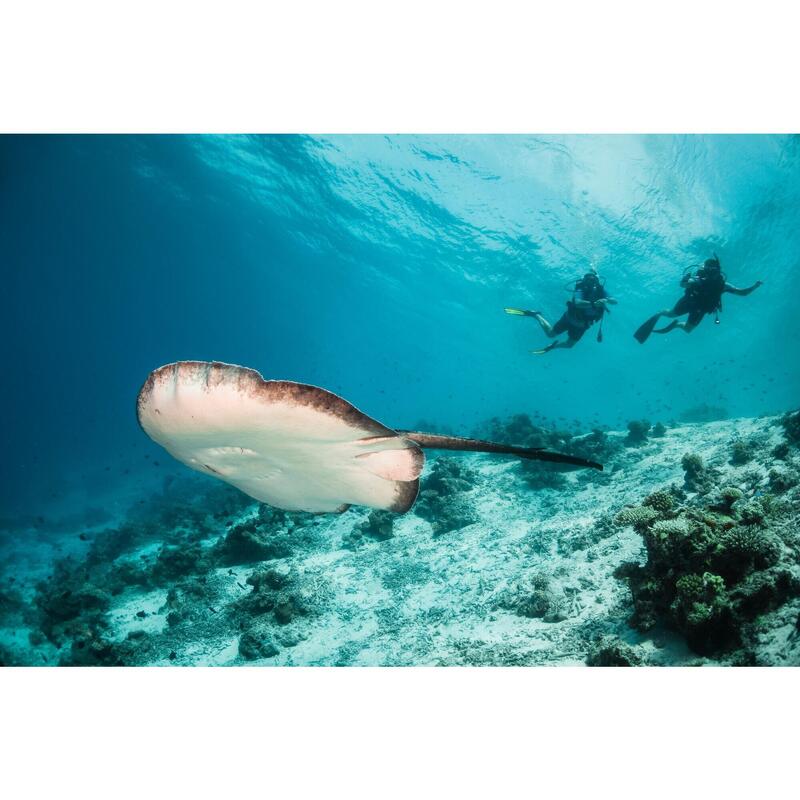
(782, 410, 800, 446)
(681, 452, 718, 495)
(625, 420, 651, 446)
(730, 438, 755, 466)
(342, 511, 395, 549)
(772, 441, 790, 461)
(214, 506, 315, 565)
(32, 558, 112, 646)
(518, 459, 568, 490)
(586, 636, 643, 666)
(613, 455, 800, 657)
(769, 467, 798, 494)
(414, 458, 478, 535)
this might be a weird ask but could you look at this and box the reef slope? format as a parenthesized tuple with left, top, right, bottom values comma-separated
(1, 414, 798, 666)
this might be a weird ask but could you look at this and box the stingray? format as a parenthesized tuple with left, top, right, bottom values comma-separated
(137, 361, 602, 514)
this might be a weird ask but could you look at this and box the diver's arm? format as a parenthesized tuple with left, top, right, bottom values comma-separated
(572, 297, 615, 309)
(724, 280, 763, 296)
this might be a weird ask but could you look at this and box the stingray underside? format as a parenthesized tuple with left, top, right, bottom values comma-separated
(136, 361, 425, 513)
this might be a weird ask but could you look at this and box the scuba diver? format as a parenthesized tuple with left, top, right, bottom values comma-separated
(505, 268, 618, 354)
(634, 255, 763, 343)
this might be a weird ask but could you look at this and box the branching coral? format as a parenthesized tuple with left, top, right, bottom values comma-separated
(716, 486, 743, 514)
(717, 527, 781, 579)
(642, 490, 676, 515)
(670, 572, 737, 654)
(613, 466, 799, 657)
(614, 505, 659, 532)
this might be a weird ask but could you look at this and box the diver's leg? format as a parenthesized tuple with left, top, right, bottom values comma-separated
(537, 328, 580, 353)
(656, 298, 686, 323)
(652, 300, 693, 334)
(680, 311, 703, 333)
(540, 311, 571, 339)
(531, 338, 575, 354)
(652, 319, 683, 334)
(531, 312, 555, 337)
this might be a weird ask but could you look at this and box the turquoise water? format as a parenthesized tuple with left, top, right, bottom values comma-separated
(2, 134, 799, 666)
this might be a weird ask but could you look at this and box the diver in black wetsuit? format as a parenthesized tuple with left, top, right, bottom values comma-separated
(505, 268, 618, 354)
(634, 256, 763, 343)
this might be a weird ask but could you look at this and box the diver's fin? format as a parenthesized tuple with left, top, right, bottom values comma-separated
(530, 342, 558, 355)
(504, 307, 539, 317)
(634, 313, 661, 344)
(398, 431, 603, 471)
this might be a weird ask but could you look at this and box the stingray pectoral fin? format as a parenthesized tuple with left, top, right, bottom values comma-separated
(355, 445, 425, 482)
(398, 431, 603, 471)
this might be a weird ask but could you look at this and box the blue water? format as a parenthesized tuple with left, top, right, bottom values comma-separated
(2, 134, 799, 519)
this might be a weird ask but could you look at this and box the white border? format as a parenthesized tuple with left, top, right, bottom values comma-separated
(1, 667, 798, 797)
(1, 2, 798, 795)
(1, 0, 799, 132)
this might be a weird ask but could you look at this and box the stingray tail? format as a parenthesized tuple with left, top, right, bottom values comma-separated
(397, 431, 603, 471)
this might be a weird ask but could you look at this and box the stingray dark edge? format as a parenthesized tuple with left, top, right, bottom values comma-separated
(136, 361, 398, 438)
